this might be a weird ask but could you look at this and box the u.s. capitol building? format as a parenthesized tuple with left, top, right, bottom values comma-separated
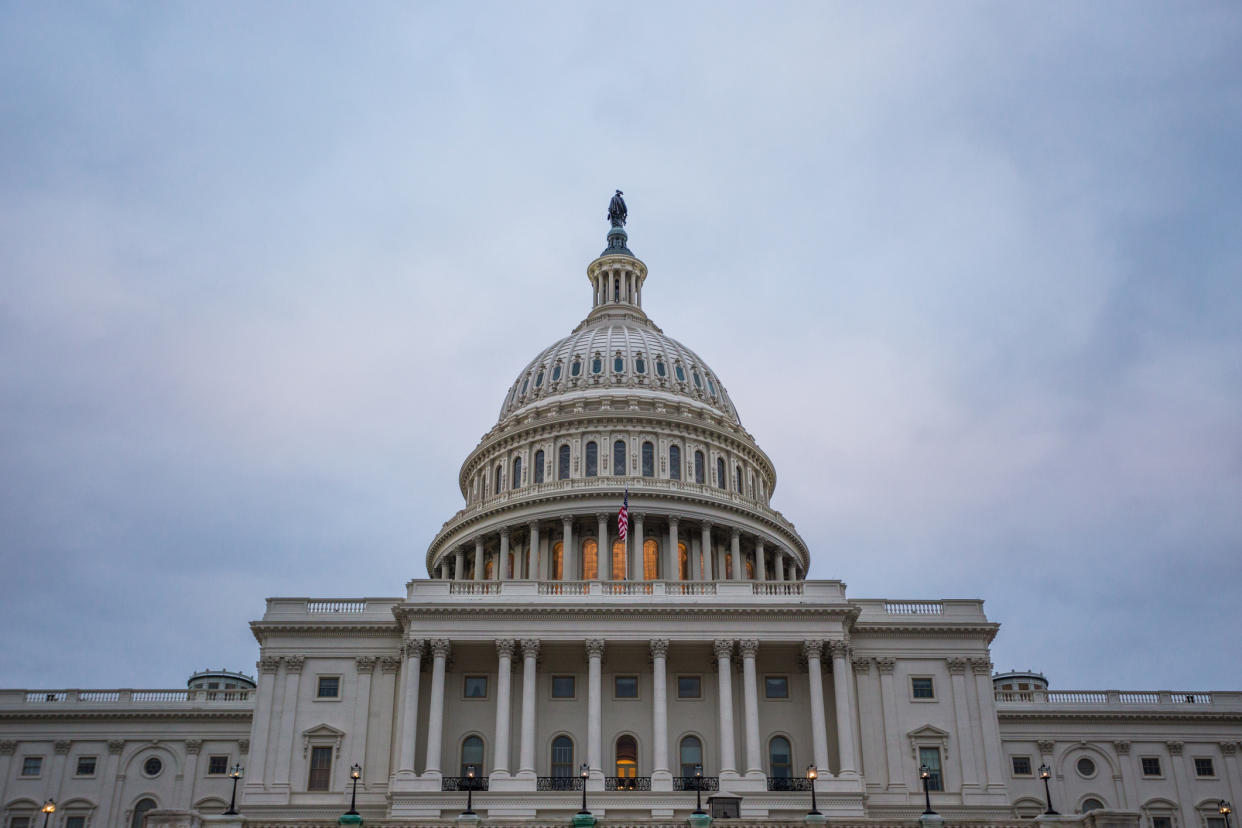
(2, 200, 1239, 828)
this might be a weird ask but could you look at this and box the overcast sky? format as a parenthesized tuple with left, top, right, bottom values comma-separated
(1, 3, 1240, 692)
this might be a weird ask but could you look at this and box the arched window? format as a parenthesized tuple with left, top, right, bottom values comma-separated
(461, 735, 484, 776)
(692, 370, 702, 388)
(694, 451, 705, 484)
(585, 442, 598, 477)
(675, 363, 686, 382)
(613, 354, 624, 373)
(614, 277, 620, 302)
(1081, 799, 1105, 813)
(678, 541, 689, 581)
(745, 559, 754, 579)
(612, 538, 627, 580)
(534, 449, 545, 484)
(495, 464, 503, 495)
(635, 355, 646, 374)
(485, 558, 494, 580)
(592, 356, 603, 374)
(520, 376, 529, 395)
(551, 735, 574, 778)
(583, 538, 598, 580)
(615, 735, 638, 779)
(571, 359, 582, 377)
(735, 465, 743, 493)
(131, 799, 158, 828)
(552, 541, 564, 580)
(535, 370, 544, 388)
(642, 441, 654, 477)
(613, 440, 626, 475)
(679, 736, 703, 778)
(669, 445, 681, 480)
(558, 445, 571, 480)
(643, 538, 659, 580)
(656, 359, 667, 378)
(512, 457, 522, 489)
(725, 553, 733, 580)
(768, 736, 792, 778)
(716, 458, 726, 489)
(507, 551, 516, 580)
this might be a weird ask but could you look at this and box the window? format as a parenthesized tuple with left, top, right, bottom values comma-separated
(571, 359, 582, 377)
(494, 464, 502, 494)
(677, 675, 701, 699)
(65, 819, 85, 828)
(583, 538, 598, 580)
(615, 676, 638, 698)
(612, 538, 627, 580)
(20, 756, 42, 776)
(669, 445, 681, 480)
(520, 377, 528, 396)
(461, 735, 484, 776)
(11, 818, 30, 828)
(678, 541, 689, 580)
(558, 445, 570, 480)
(534, 449, 545, 484)
(464, 676, 488, 698)
(911, 677, 935, 699)
(552, 363, 562, 381)
(592, 356, 602, 374)
(1208, 818, 1227, 828)
(675, 364, 686, 382)
(656, 359, 666, 377)
(317, 676, 340, 698)
(1152, 818, 1173, 828)
(208, 755, 229, 775)
(1141, 756, 1162, 776)
(694, 450, 705, 483)
(534, 370, 543, 388)
(716, 457, 725, 489)
(1081, 799, 1105, 813)
(642, 441, 654, 477)
(764, 676, 789, 699)
(635, 355, 646, 374)
(643, 538, 659, 580)
(551, 735, 574, 777)
(613, 440, 626, 475)
(75, 756, 97, 776)
(707, 376, 717, 396)
(585, 441, 598, 476)
(512, 456, 521, 489)
(131, 799, 158, 828)
(1194, 757, 1215, 777)
(919, 746, 943, 791)
(693, 370, 702, 388)
(308, 746, 332, 790)
(614, 354, 624, 373)
(769, 736, 792, 778)
(551, 541, 563, 580)
(615, 735, 638, 779)
(679, 736, 702, 777)
(1011, 756, 1032, 776)
(144, 756, 163, 777)
(1076, 756, 1096, 777)
(735, 465, 743, 492)
(552, 676, 575, 698)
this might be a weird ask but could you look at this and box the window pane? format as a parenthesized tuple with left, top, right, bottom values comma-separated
(675, 364, 686, 382)
(131, 799, 158, 828)
(551, 736, 574, 776)
(317, 676, 339, 698)
(912, 677, 935, 698)
(679, 736, 702, 777)
(678, 676, 701, 698)
(558, 445, 570, 480)
(613, 440, 626, 475)
(614, 355, 624, 373)
(919, 747, 942, 791)
(1011, 756, 1031, 776)
(512, 457, 521, 488)
(583, 538, 598, 580)
(1142, 757, 1162, 775)
(552, 541, 564, 580)
(764, 677, 788, 699)
(534, 450, 545, 483)
(552, 676, 575, 698)
(769, 736, 791, 778)
(1195, 757, 1215, 776)
(612, 538, 627, 580)
(586, 442, 598, 477)
(571, 360, 581, 377)
(462, 736, 484, 776)
(308, 747, 332, 791)
(76, 756, 97, 775)
(694, 451, 705, 484)
(615, 735, 638, 778)
(21, 757, 41, 776)
(669, 445, 681, 480)
(716, 458, 725, 489)
(635, 357, 645, 374)
(592, 357, 602, 374)
(465, 676, 487, 698)
(552, 364, 562, 381)
(643, 539, 659, 580)
(208, 755, 228, 775)
(66, 817, 85, 828)
(615, 676, 638, 698)
(642, 441, 654, 477)
(678, 541, 688, 580)
(656, 360, 666, 377)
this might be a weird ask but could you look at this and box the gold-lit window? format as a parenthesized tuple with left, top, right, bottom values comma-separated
(583, 539, 598, 580)
(612, 539, 627, 580)
(615, 735, 638, 779)
(678, 542, 689, 580)
(643, 539, 659, 580)
(552, 541, 564, 580)
(745, 559, 754, 579)
(484, 559, 494, 580)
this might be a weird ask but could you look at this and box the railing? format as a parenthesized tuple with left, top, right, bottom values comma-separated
(884, 601, 943, 615)
(1174, 693, 1212, 704)
(77, 691, 121, 702)
(603, 582, 653, 595)
(536, 776, 583, 791)
(305, 600, 367, 613)
(767, 776, 814, 791)
(450, 582, 500, 595)
(996, 690, 1218, 705)
(204, 690, 252, 701)
(1118, 692, 1160, 704)
(754, 582, 803, 596)
(665, 582, 716, 596)
(133, 690, 189, 702)
(672, 776, 719, 792)
(605, 776, 651, 791)
(1048, 692, 1108, 703)
(26, 692, 68, 703)
(539, 582, 589, 595)
(441, 776, 489, 792)
(13, 689, 252, 706)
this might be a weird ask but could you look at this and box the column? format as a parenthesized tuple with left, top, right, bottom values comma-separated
(245, 657, 281, 790)
(473, 537, 484, 581)
(492, 640, 515, 776)
(700, 523, 713, 581)
(829, 640, 859, 777)
(517, 639, 540, 777)
(630, 513, 644, 581)
(714, 639, 738, 776)
(586, 639, 605, 780)
(527, 522, 540, 581)
(803, 641, 830, 774)
(180, 740, 201, 809)
(94, 740, 125, 828)
(454, 549, 465, 581)
(562, 516, 576, 580)
(731, 529, 743, 580)
(650, 640, 671, 785)
(352, 657, 376, 777)
(1218, 742, 1240, 810)
(970, 658, 1005, 791)
(667, 516, 680, 580)
(397, 640, 424, 774)
(1114, 741, 1138, 808)
(0, 742, 14, 813)
(739, 640, 763, 777)
(423, 639, 451, 776)
(946, 658, 980, 792)
(596, 513, 609, 579)
(1168, 741, 1195, 828)
(499, 528, 511, 580)
(876, 658, 906, 790)
(755, 539, 766, 582)
(273, 655, 304, 787)
(774, 550, 785, 582)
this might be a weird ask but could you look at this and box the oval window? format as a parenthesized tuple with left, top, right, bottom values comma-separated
(692, 370, 702, 388)
(675, 364, 686, 382)
(144, 757, 163, 777)
(1076, 757, 1096, 777)
(614, 355, 624, 373)
(635, 356, 646, 374)
(535, 371, 544, 388)
(552, 364, 562, 381)
(592, 357, 603, 374)
(571, 360, 582, 377)
(656, 360, 667, 377)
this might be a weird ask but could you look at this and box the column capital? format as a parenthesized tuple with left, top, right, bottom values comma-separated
(596, 512, 609, 521)
(284, 655, 305, 673)
(107, 739, 125, 755)
(668, 515, 680, 526)
(1037, 739, 1056, 755)
(801, 639, 824, 660)
(380, 656, 402, 673)
(875, 656, 896, 674)
(258, 656, 282, 674)
(355, 656, 377, 673)
(1113, 740, 1131, 755)
(700, 520, 712, 531)
(852, 657, 871, 674)
(527, 520, 540, 531)
(713, 639, 735, 660)
(649, 638, 669, 659)
(499, 526, 510, 538)
(238, 739, 250, 755)
(404, 638, 426, 659)
(585, 638, 606, 659)
(560, 514, 574, 524)
(0, 741, 15, 757)
(630, 511, 644, 521)
(54, 740, 72, 755)
(1218, 741, 1237, 756)
(946, 657, 968, 675)
(1166, 740, 1184, 756)
(738, 639, 759, 659)
(184, 739, 202, 755)
(520, 638, 541, 659)
(827, 639, 850, 658)
(496, 639, 517, 659)
(430, 639, 452, 659)
(968, 657, 993, 675)
(730, 527, 741, 540)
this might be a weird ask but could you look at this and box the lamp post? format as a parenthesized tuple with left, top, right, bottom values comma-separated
(579, 763, 591, 814)
(919, 764, 936, 816)
(40, 800, 55, 828)
(693, 764, 705, 815)
(462, 765, 477, 816)
(345, 764, 362, 816)
(1220, 801, 1233, 828)
(1039, 764, 1059, 815)
(806, 765, 821, 815)
(225, 764, 243, 815)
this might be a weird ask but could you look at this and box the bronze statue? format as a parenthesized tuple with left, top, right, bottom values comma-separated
(608, 190, 627, 227)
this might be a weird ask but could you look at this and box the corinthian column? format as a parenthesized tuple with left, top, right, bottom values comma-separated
(829, 640, 859, 777)
(731, 528, 743, 580)
(739, 639, 763, 777)
(803, 640, 830, 773)
(561, 515, 576, 580)
(492, 639, 515, 776)
(423, 639, 451, 777)
(700, 522, 713, 581)
(755, 539, 766, 582)
(473, 537, 484, 581)
(596, 512, 609, 579)
(498, 529, 511, 580)
(527, 522, 540, 581)
(630, 513, 644, 580)
(397, 639, 424, 775)
(650, 639, 671, 788)
(586, 639, 605, 781)
(667, 516, 680, 580)
(517, 639, 540, 777)
(714, 639, 738, 777)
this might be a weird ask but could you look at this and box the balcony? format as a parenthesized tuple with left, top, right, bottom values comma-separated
(441, 776, 490, 792)
(605, 776, 651, 791)
(536, 776, 583, 791)
(408, 579, 848, 604)
(672, 776, 719, 792)
(766, 776, 814, 791)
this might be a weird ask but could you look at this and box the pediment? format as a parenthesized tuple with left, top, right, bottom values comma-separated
(302, 723, 346, 758)
(906, 723, 951, 759)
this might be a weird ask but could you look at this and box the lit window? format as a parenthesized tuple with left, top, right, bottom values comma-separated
(552, 676, 575, 698)
(317, 676, 339, 698)
(534, 449, 545, 484)
(911, 677, 935, 699)
(613, 440, 626, 475)
(678, 541, 689, 580)
(1011, 756, 1032, 776)
(615, 735, 638, 779)
(919, 746, 943, 791)
(1194, 757, 1215, 777)
(75, 756, 96, 776)
(1141, 756, 1162, 776)
(615, 676, 638, 698)
(612, 538, 626, 580)
(677, 675, 701, 699)
(669, 445, 681, 480)
(21, 756, 42, 776)
(208, 755, 229, 775)
(643, 538, 659, 580)
(583, 538, 598, 580)
(585, 442, 598, 477)
(764, 677, 788, 699)
(464, 676, 488, 698)
(551, 541, 564, 580)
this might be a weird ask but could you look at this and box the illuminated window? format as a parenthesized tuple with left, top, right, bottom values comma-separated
(669, 445, 681, 480)
(678, 541, 689, 580)
(643, 539, 659, 580)
(612, 538, 627, 580)
(558, 445, 570, 480)
(585, 442, 598, 477)
(534, 450, 545, 484)
(615, 735, 638, 778)
(484, 558, 494, 580)
(552, 541, 563, 580)
(583, 539, 598, 580)
(745, 559, 754, 579)
(613, 440, 626, 475)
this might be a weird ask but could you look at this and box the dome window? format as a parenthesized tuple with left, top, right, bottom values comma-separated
(552, 364, 562, 382)
(520, 377, 529, 395)
(558, 444, 571, 480)
(669, 445, 681, 480)
(675, 364, 686, 382)
(707, 376, 717, 396)
(534, 371, 544, 388)
(613, 440, 626, 475)
(692, 370, 702, 389)
(642, 441, 654, 477)
(655, 359, 667, 377)
(613, 354, 624, 373)
(694, 450, 705, 484)
(585, 441, 599, 477)
(592, 356, 603, 374)
(571, 359, 582, 377)
(534, 449, 545, 484)
(635, 355, 646, 374)
(716, 457, 726, 489)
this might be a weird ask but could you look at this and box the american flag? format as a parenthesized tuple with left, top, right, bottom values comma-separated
(617, 487, 629, 541)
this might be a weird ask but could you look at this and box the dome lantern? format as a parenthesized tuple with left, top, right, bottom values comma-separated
(587, 190, 647, 318)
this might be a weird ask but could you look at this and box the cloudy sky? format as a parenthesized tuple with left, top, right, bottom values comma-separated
(2, 3, 1240, 692)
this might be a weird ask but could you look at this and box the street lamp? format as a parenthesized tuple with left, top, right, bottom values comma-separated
(1039, 764, 1059, 815)
(345, 764, 362, 816)
(462, 765, 477, 816)
(40, 800, 55, 828)
(1219, 801, 1233, 828)
(806, 765, 820, 816)
(919, 764, 936, 816)
(692, 764, 706, 815)
(225, 764, 243, 815)
(579, 763, 591, 815)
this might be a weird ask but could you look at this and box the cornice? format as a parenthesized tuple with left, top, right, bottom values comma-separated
(0, 710, 253, 722)
(250, 621, 401, 644)
(392, 604, 858, 623)
(852, 622, 1000, 643)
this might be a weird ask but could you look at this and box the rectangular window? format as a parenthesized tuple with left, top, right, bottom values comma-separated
(551, 675, 575, 698)
(1011, 756, 1032, 776)
(764, 676, 789, 699)
(316, 676, 340, 698)
(208, 755, 229, 775)
(1141, 756, 1162, 776)
(464, 675, 488, 698)
(677, 675, 701, 699)
(75, 756, 97, 776)
(20, 756, 42, 776)
(1152, 817, 1172, 828)
(1207, 819, 1226, 828)
(1194, 757, 1215, 777)
(919, 747, 943, 791)
(11, 818, 31, 828)
(911, 677, 935, 699)
(308, 746, 332, 791)
(615, 676, 638, 698)
(65, 818, 85, 828)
